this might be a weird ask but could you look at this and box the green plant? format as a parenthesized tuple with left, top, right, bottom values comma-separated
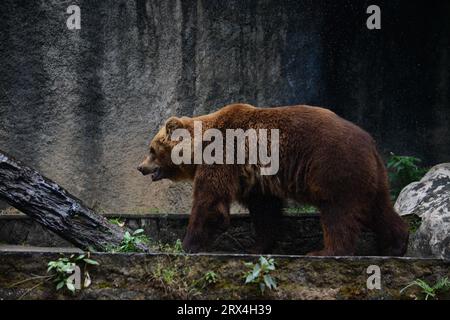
(400, 277, 450, 300)
(244, 256, 277, 294)
(111, 229, 150, 252)
(284, 205, 317, 215)
(152, 263, 178, 285)
(47, 254, 99, 293)
(108, 217, 125, 227)
(160, 267, 177, 285)
(387, 153, 428, 200)
(157, 239, 184, 254)
(204, 271, 218, 284)
(150, 260, 201, 299)
(191, 270, 219, 290)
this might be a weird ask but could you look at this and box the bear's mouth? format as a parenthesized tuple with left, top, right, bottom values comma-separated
(150, 167, 165, 181)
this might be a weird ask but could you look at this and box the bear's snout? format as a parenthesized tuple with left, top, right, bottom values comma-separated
(137, 164, 150, 175)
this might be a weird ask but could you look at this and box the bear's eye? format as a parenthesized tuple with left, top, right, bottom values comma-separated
(149, 147, 156, 155)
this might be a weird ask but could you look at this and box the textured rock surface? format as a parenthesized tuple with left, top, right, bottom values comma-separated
(1, 1, 449, 212)
(0, 250, 449, 300)
(395, 164, 450, 259)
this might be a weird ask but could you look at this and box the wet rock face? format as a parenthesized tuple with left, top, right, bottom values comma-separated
(1, 1, 449, 212)
(395, 163, 450, 259)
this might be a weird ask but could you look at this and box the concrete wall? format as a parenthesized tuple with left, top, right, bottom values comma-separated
(1, 0, 449, 212)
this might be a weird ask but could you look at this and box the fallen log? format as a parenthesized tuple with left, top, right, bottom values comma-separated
(0, 150, 151, 252)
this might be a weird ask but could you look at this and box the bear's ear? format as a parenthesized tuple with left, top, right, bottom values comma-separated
(165, 117, 184, 136)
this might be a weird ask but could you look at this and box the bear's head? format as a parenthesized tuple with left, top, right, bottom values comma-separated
(137, 116, 195, 182)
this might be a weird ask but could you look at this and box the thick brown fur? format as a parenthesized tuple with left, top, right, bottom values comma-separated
(138, 104, 409, 256)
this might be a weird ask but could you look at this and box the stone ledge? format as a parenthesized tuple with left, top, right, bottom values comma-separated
(0, 250, 449, 300)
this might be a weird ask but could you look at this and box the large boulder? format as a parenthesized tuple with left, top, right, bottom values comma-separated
(395, 163, 450, 259)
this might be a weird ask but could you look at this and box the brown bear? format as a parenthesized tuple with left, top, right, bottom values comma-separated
(137, 103, 409, 256)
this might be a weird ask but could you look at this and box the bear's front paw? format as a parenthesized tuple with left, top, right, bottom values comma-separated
(182, 236, 204, 253)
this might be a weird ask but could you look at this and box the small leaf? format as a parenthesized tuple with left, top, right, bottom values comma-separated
(66, 282, 75, 292)
(245, 273, 255, 284)
(83, 258, 99, 265)
(56, 281, 65, 290)
(264, 274, 277, 290)
(252, 264, 261, 278)
(84, 272, 92, 288)
(259, 256, 268, 266)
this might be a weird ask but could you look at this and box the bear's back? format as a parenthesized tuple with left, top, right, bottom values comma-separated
(201, 104, 370, 142)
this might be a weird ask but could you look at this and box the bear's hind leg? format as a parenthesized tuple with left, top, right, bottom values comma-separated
(245, 193, 283, 254)
(369, 191, 409, 256)
(308, 203, 362, 256)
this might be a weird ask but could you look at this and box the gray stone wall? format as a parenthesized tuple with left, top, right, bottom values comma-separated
(1, 0, 449, 212)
